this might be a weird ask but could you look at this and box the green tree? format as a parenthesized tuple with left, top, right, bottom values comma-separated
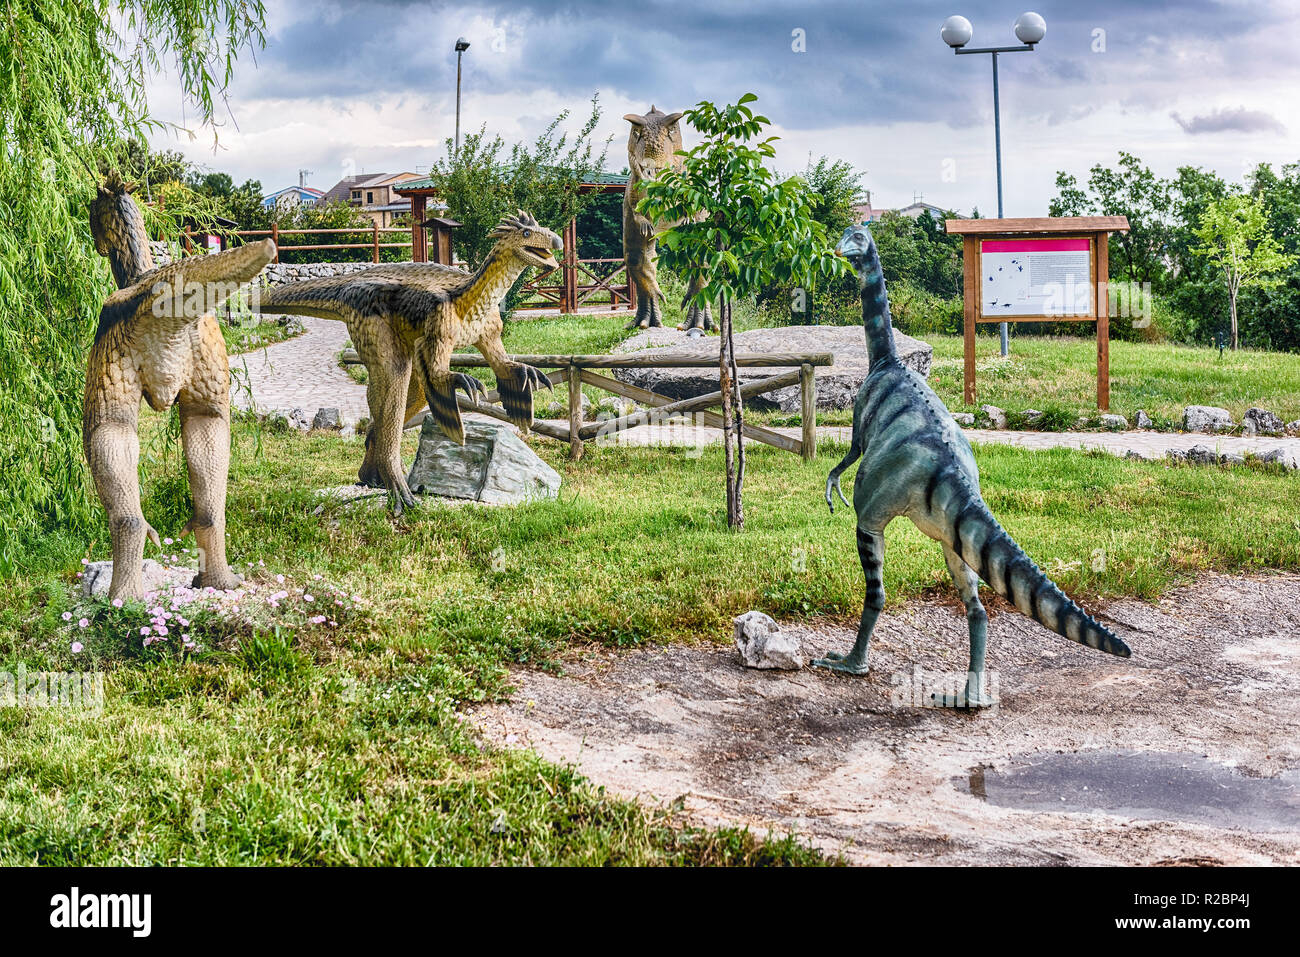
(642, 94, 849, 528)
(1049, 152, 1171, 287)
(427, 96, 610, 314)
(1193, 193, 1296, 350)
(0, 0, 265, 569)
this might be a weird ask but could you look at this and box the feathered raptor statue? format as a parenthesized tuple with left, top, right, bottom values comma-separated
(256, 211, 561, 512)
(84, 172, 276, 600)
(820, 223, 1131, 707)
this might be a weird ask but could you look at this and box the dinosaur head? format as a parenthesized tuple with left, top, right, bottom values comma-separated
(623, 105, 685, 180)
(89, 170, 154, 287)
(490, 210, 562, 270)
(836, 223, 879, 270)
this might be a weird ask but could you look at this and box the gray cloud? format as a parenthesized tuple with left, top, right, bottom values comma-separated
(1171, 107, 1286, 135)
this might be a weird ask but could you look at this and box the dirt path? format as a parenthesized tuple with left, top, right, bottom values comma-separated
(473, 573, 1300, 865)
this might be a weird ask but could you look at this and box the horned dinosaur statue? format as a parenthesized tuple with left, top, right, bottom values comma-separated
(623, 105, 712, 331)
(84, 171, 276, 600)
(819, 223, 1131, 707)
(256, 211, 561, 513)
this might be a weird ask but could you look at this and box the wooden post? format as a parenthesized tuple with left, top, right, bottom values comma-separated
(567, 363, 584, 461)
(1095, 231, 1110, 411)
(372, 222, 380, 263)
(411, 195, 426, 262)
(562, 218, 578, 314)
(962, 235, 978, 406)
(800, 363, 816, 460)
(271, 222, 280, 264)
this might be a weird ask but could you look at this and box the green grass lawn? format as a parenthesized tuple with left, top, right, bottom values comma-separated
(927, 334, 1300, 429)
(2, 410, 1297, 864)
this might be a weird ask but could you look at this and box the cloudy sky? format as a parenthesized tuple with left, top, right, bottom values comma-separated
(148, 0, 1300, 215)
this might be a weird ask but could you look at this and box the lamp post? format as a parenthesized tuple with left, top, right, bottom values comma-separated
(454, 37, 471, 154)
(942, 11, 1046, 357)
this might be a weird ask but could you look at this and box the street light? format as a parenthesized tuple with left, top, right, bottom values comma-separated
(454, 37, 471, 154)
(942, 11, 1046, 356)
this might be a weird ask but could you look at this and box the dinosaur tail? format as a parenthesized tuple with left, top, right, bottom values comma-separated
(255, 279, 356, 322)
(938, 472, 1131, 658)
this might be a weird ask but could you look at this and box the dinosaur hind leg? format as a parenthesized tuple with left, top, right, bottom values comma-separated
(86, 419, 158, 601)
(943, 544, 997, 709)
(813, 526, 884, 676)
(679, 275, 713, 332)
(178, 396, 242, 591)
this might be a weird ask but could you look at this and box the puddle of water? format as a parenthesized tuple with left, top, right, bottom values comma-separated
(967, 750, 1300, 832)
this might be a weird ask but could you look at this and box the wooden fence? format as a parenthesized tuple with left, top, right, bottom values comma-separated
(446, 352, 832, 461)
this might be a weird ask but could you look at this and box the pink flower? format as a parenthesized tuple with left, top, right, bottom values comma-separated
(275, 574, 285, 584)
(112, 598, 123, 608)
(81, 558, 89, 565)
(313, 574, 322, 581)
(139, 627, 151, 637)
(303, 595, 314, 603)
(164, 537, 174, 545)
(154, 625, 168, 636)
(309, 615, 326, 624)
(78, 618, 89, 629)
(71, 641, 83, 653)
(61, 612, 72, 621)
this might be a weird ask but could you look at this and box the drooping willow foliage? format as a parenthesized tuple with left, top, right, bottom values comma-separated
(0, 0, 265, 574)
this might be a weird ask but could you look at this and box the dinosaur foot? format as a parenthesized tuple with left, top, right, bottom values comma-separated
(193, 569, 244, 592)
(386, 472, 418, 516)
(810, 651, 870, 676)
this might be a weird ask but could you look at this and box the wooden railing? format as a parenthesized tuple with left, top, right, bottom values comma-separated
(446, 352, 832, 461)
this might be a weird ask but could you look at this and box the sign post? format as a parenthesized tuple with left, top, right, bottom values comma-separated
(945, 216, 1129, 411)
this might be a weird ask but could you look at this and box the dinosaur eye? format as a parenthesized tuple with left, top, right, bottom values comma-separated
(522, 229, 532, 238)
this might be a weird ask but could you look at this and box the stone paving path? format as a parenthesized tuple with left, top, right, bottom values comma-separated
(230, 317, 369, 424)
(234, 316, 1300, 465)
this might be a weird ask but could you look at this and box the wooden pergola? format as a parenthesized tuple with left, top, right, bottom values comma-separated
(393, 173, 632, 314)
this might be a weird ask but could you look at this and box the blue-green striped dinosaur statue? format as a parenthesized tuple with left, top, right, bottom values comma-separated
(817, 223, 1131, 706)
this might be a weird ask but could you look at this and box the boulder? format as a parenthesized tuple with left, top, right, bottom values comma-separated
(406, 419, 561, 505)
(611, 325, 932, 412)
(1100, 413, 1129, 431)
(1022, 409, 1044, 425)
(951, 412, 975, 427)
(1183, 405, 1233, 433)
(1259, 448, 1299, 470)
(81, 559, 193, 599)
(1184, 444, 1219, 465)
(312, 407, 341, 431)
(1241, 408, 1284, 436)
(1135, 409, 1154, 430)
(733, 611, 804, 670)
(288, 407, 312, 431)
(979, 404, 1007, 429)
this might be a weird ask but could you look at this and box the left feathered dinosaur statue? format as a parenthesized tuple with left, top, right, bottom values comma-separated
(84, 171, 276, 600)
(253, 210, 562, 513)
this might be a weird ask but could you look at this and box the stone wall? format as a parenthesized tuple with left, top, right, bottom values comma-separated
(148, 240, 375, 288)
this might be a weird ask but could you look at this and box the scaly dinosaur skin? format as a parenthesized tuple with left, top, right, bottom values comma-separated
(818, 224, 1131, 707)
(257, 211, 560, 513)
(622, 106, 712, 332)
(84, 172, 276, 600)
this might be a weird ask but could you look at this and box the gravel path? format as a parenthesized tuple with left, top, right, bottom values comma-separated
(232, 316, 1300, 464)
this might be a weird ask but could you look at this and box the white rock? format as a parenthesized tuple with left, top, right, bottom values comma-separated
(1241, 408, 1284, 436)
(733, 611, 804, 670)
(979, 404, 1007, 429)
(1135, 409, 1154, 429)
(951, 412, 975, 427)
(81, 559, 194, 599)
(1100, 413, 1129, 430)
(1183, 405, 1233, 433)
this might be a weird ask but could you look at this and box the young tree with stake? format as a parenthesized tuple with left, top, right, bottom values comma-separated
(640, 95, 848, 528)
